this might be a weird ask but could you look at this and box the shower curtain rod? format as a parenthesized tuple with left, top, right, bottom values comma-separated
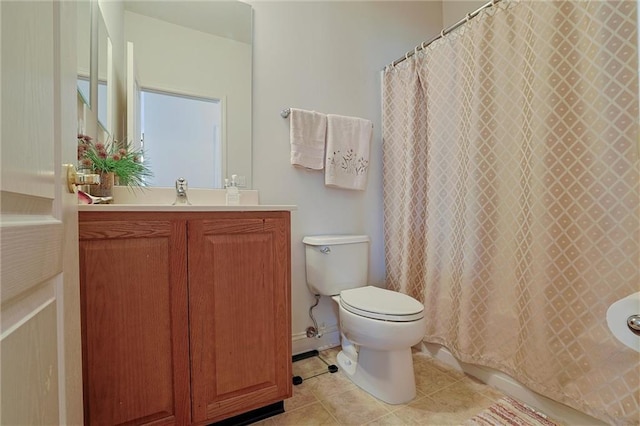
(387, 0, 501, 69)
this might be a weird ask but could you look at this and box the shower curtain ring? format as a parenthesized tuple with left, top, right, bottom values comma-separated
(466, 13, 472, 22)
(440, 29, 446, 38)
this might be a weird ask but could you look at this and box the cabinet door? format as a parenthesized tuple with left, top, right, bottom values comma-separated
(79, 217, 190, 425)
(189, 214, 292, 424)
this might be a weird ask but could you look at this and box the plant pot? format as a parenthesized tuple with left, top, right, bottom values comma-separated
(91, 171, 114, 198)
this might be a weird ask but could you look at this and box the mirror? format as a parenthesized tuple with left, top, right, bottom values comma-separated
(123, 1, 252, 188)
(97, 8, 111, 134)
(76, 0, 91, 106)
(77, 1, 112, 140)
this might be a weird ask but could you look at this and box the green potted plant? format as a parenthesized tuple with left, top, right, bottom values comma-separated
(77, 134, 152, 197)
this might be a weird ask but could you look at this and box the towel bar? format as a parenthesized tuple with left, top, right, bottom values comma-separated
(281, 108, 373, 128)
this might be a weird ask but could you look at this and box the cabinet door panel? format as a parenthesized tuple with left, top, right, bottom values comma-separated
(212, 233, 276, 393)
(189, 215, 291, 424)
(79, 219, 190, 425)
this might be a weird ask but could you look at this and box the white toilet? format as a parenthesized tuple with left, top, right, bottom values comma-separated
(303, 235, 427, 404)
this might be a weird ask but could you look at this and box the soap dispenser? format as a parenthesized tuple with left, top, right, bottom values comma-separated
(225, 174, 240, 205)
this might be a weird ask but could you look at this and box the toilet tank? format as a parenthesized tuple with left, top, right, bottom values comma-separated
(302, 235, 369, 296)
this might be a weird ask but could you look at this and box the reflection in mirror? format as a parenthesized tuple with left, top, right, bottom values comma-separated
(77, 0, 91, 105)
(77, 79, 90, 107)
(124, 1, 252, 188)
(142, 90, 223, 188)
(97, 9, 110, 133)
(127, 42, 141, 151)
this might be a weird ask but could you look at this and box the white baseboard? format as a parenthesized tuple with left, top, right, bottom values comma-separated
(416, 342, 607, 426)
(292, 326, 340, 356)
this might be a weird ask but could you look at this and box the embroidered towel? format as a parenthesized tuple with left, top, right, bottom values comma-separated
(325, 114, 372, 190)
(290, 108, 327, 170)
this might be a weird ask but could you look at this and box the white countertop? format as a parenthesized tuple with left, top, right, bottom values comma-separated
(77, 187, 296, 212)
(78, 204, 297, 212)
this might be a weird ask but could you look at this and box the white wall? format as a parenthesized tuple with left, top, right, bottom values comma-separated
(125, 11, 252, 188)
(442, 0, 486, 27)
(250, 1, 442, 354)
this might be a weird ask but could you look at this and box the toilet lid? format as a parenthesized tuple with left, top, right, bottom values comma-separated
(340, 286, 424, 322)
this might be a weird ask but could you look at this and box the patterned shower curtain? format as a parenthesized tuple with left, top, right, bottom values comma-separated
(382, 1, 638, 424)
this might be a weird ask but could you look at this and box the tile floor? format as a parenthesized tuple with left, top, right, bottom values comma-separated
(256, 347, 547, 425)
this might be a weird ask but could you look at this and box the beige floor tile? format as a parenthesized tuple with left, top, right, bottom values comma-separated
(285, 376, 320, 411)
(411, 352, 504, 402)
(393, 392, 493, 425)
(252, 417, 277, 425)
(371, 396, 412, 413)
(459, 374, 504, 401)
(437, 372, 504, 403)
(426, 379, 496, 419)
(319, 347, 341, 366)
(294, 355, 334, 379)
(237, 341, 562, 426)
(320, 388, 391, 425)
(307, 370, 358, 400)
(430, 377, 493, 402)
(415, 353, 467, 379)
(364, 412, 410, 426)
(413, 355, 461, 396)
(273, 401, 339, 425)
(272, 348, 550, 426)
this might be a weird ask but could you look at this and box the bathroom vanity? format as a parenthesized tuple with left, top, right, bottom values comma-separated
(78, 205, 293, 425)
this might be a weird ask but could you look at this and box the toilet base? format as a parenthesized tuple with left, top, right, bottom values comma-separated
(336, 346, 417, 405)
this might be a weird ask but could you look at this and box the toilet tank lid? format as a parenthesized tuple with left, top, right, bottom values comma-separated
(303, 235, 370, 246)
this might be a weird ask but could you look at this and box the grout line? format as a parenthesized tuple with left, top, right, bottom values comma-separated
(316, 397, 342, 425)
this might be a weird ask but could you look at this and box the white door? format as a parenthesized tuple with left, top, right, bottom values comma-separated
(1, 1, 83, 424)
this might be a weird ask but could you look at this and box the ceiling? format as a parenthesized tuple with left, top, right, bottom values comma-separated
(124, 0, 252, 44)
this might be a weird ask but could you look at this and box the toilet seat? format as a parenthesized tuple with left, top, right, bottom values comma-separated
(339, 286, 424, 322)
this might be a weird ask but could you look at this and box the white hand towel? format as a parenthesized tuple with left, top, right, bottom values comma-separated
(325, 114, 373, 190)
(290, 108, 327, 170)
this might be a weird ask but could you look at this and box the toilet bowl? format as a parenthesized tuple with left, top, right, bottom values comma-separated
(303, 235, 427, 404)
(333, 286, 426, 404)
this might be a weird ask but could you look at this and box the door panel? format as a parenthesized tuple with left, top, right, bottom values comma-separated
(1, 296, 59, 425)
(0, 219, 63, 303)
(0, 1, 54, 198)
(0, 0, 82, 423)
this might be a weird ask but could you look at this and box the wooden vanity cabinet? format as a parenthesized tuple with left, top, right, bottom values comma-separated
(79, 211, 292, 426)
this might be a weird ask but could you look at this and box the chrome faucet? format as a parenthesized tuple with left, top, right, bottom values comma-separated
(173, 177, 191, 205)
